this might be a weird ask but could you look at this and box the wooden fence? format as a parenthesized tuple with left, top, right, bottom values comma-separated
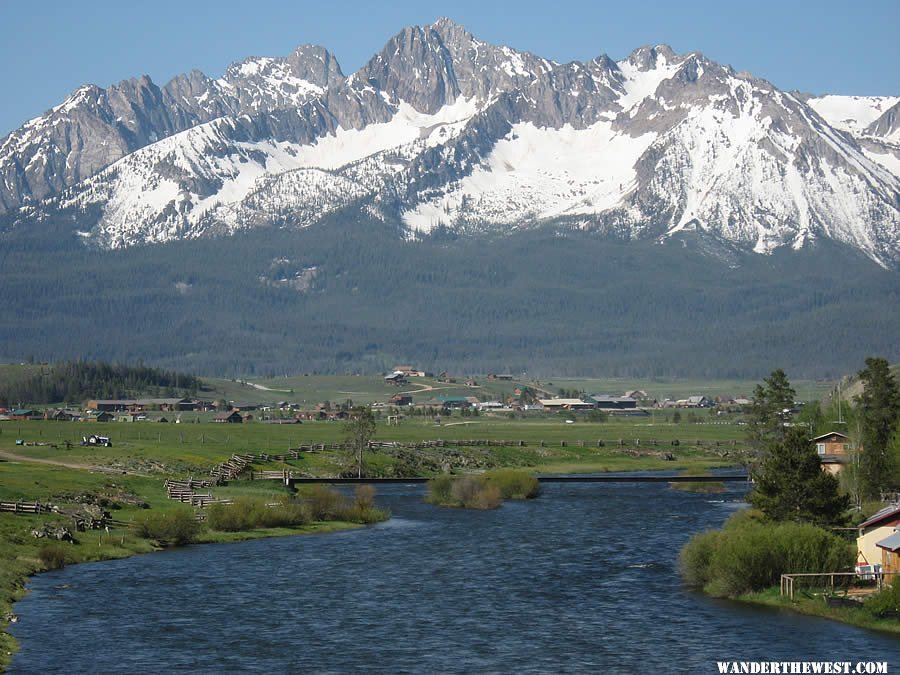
(0, 501, 48, 514)
(780, 571, 900, 599)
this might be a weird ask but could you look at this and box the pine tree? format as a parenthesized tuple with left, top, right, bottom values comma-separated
(749, 427, 849, 527)
(855, 357, 900, 501)
(746, 368, 796, 457)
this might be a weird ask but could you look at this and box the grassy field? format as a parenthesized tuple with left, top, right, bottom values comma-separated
(0, 371, 779, 668)
(0, 412, 747, 473)
(201, 373, 836, 407)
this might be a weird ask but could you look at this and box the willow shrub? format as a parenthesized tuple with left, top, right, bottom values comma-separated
(300, 484, 346, 521)
(680, 510, 854, 598)
(134, 506, 201, 546)
(426, 474, 502, 509)
(38, 543, 70, 570)
(206, 497, 311, 532)
(483, 469, 541, 500)
(865, 576, 900, 619)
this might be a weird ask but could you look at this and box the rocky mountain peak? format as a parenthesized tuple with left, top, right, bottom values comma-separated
(1, 20, 898, 270)
(354, 23, 461, 113)
(626, 44, 678, 71)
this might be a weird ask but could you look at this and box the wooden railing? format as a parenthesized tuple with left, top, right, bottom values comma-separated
(0, 501, 48, 514)
(780, 571, 900, 599)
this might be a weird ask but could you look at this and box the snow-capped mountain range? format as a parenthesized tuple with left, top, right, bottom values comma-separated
(2, 18, 898, 267)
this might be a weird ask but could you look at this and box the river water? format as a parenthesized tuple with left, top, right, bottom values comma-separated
(9, 481, 899, 673)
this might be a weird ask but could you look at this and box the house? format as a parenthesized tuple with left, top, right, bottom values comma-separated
(857, 504, 900, 567)
(624, 390, 650, 400)
(390, 394, 413, 406)
(85, 410, 114, 422)
(136, 398, 196, 412)
(678, 395, 711, 408)
(213, 411, 243, 424)
(87, 400, 138, 412)
(813, 431, 853, 475)
(538, 398, 596, 412)
(477, 401, 505, 411)
(384, 371, 407, 385)
(437, 396, 471, 409)
(393, 365, 427, 377)
(814, 431, 851, 456)
(590, 395, 637, 410)
(9, 408, 40, 421)
(44, 409, 80, 422)
(876, 531, 900, 574)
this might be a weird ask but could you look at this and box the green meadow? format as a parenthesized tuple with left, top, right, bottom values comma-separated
(0, 371, 783, 668)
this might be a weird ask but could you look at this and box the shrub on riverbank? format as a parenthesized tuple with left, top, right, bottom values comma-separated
(38, 543, 70, 570)
(669, 469, 726, 493)
(482, 469, 541, 499)
(206, 496, 311, 532)
(426, 474, 501, 509)
(133, 506, 201, 546)
(206, 488, 389, 531)
(865, 577, 900, 619)
(679, 510, 854, 598)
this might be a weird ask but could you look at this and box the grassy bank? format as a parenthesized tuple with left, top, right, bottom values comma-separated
(0, 458, 384, 669)
(1, 413, 740, 668)
(738, 588, 900, 635)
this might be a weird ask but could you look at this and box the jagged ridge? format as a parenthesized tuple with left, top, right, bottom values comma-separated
(1, 18, 898, 268)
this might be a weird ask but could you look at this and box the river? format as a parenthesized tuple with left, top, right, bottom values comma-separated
(9, 481, 899, 673)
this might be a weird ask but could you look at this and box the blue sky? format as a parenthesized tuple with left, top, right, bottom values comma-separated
(1, 0, 897, 137)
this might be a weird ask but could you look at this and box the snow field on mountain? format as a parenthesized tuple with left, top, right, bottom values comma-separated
(402, 120, 657, 233)
(807, 95, 899, 135)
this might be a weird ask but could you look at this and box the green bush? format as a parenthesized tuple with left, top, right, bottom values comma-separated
(133, 506, 201, 546)
(334, 502, 391, 524)
(206, 501, 252, 532)
(483, 469, 541, 499)
(426, 475, 454, 505)
(206, 496, 311, 532)
(864, 576, 900, 619)
(679, 511, 854, 598)
(299, 485, 345, 520)
(354, 484, 377, 509)
(678, 530, 721, 589)
(38, 543, 70, 570)
(427, 474, 502, 509)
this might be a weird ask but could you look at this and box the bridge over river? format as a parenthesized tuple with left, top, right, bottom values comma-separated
(278, 473, 750, 487)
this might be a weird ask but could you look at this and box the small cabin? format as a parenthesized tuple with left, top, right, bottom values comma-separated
(813, 431, 853, 475)
(876, 531, 900, 574)
(213, 411, 243, 424)
(857, 505, 900, 568)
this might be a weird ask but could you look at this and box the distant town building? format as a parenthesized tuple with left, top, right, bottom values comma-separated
(590, 395, 637, 410)
(538, 398, 595, 412)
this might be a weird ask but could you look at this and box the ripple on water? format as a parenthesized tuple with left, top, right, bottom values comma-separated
(9, 481, 900, 673)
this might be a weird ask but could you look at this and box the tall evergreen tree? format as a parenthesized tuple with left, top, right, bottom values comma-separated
(747, 368, 796, 456)
(855, 357, 900, 501)
(749, 427, 849, 527)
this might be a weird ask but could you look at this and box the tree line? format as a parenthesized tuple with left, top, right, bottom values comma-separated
(1, 208, 897, 378)
(0, 360, 202, 407)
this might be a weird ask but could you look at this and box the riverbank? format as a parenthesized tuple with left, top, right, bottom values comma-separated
(0, 420, 738, 669)
(1, 509, 365, 669)
(738, 588, 900, 635)
(0, 452, 387, 669)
